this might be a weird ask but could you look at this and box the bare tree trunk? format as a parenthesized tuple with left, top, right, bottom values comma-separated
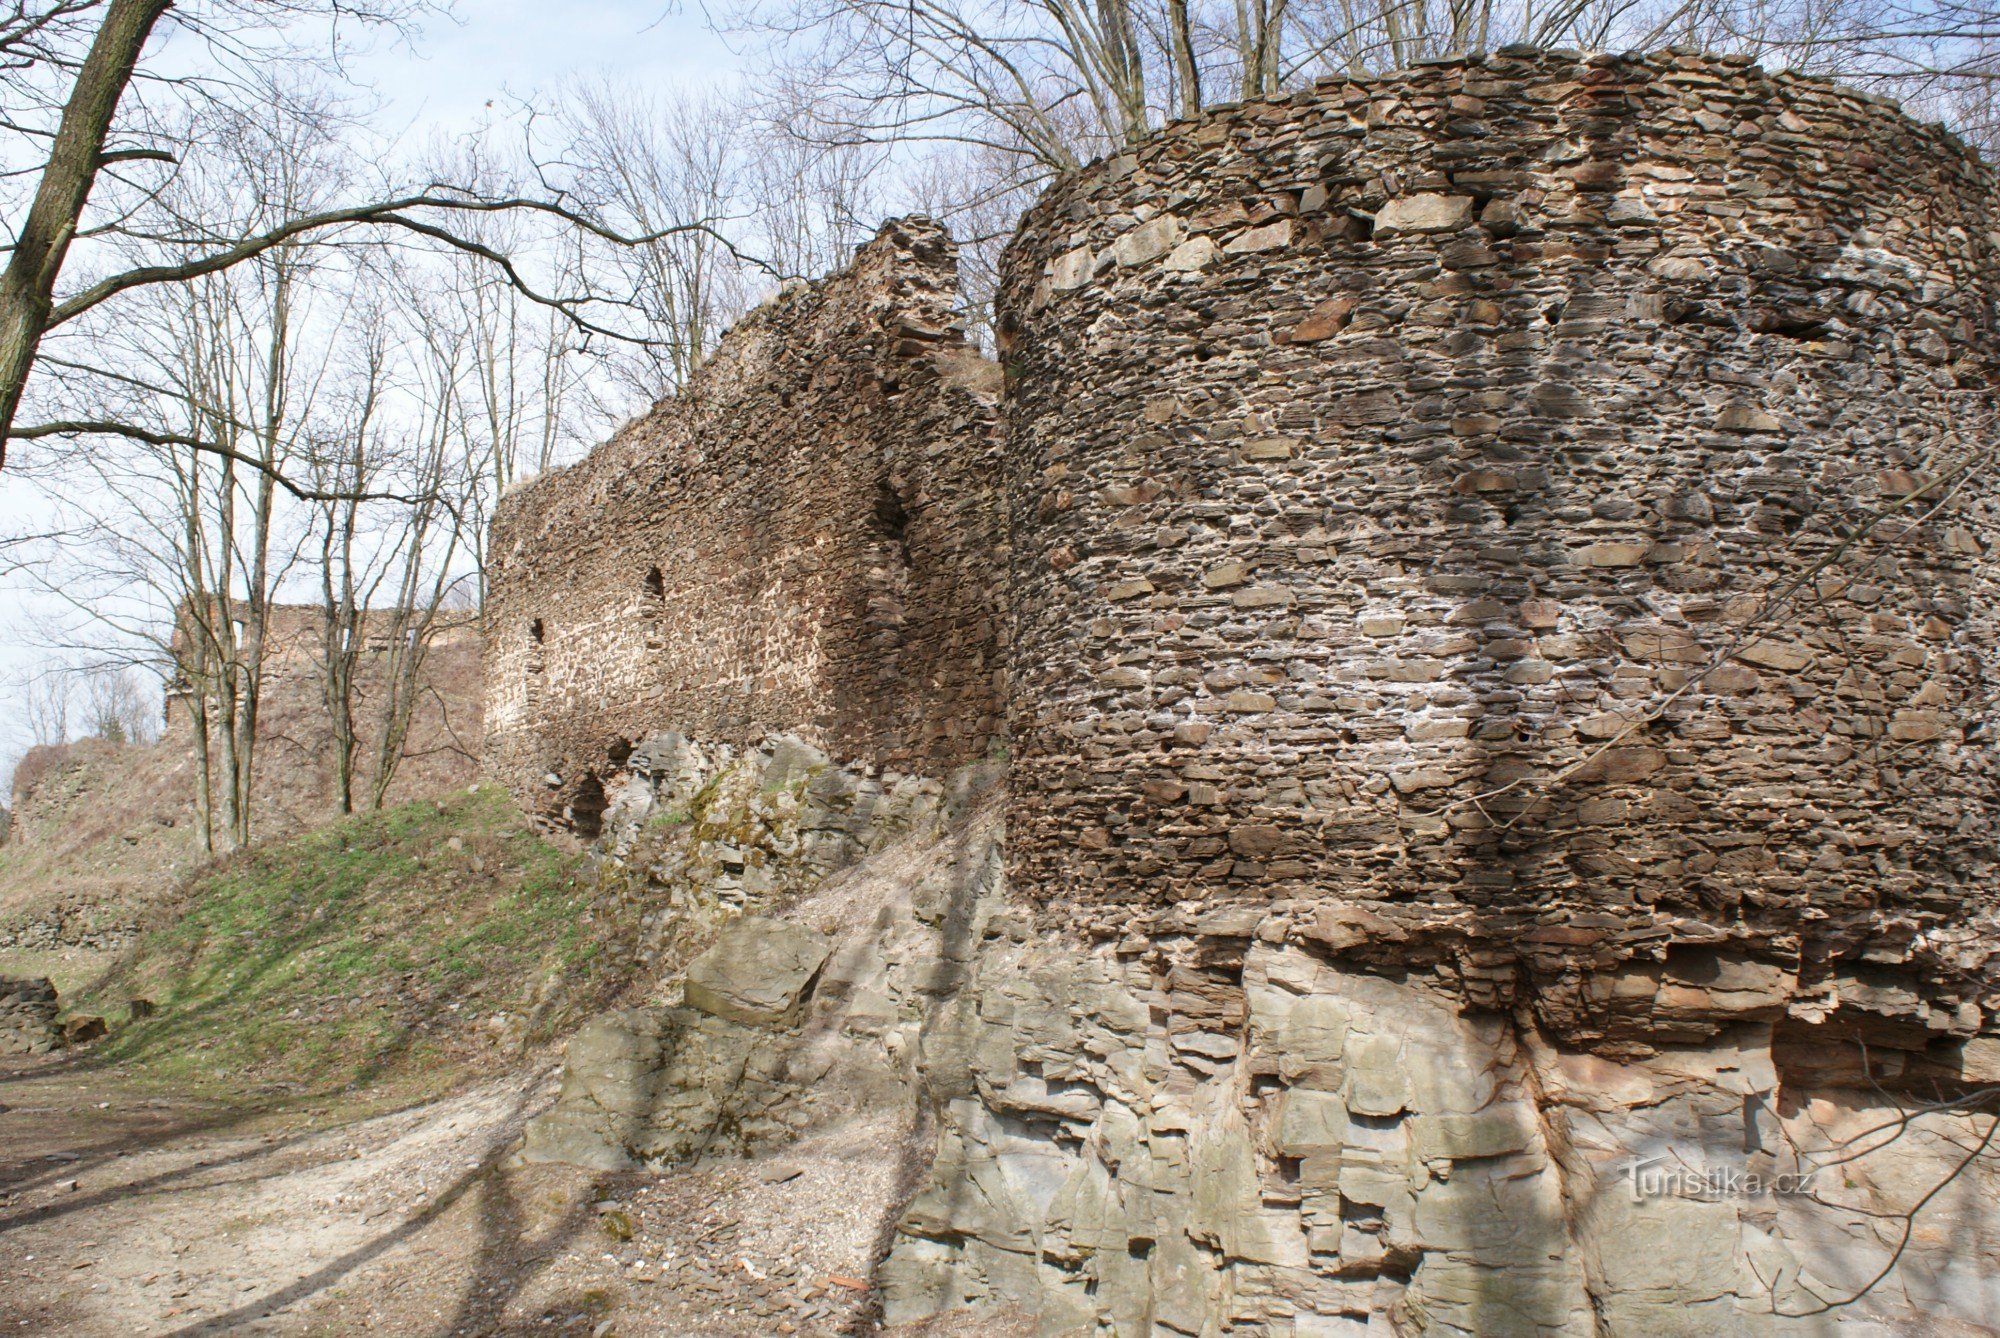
(188, 690, 216, 855)
(369, 606, 434, 811)
(1167, 0, 1202, 117)
(318, 493, 364, 815)
(368, 366, 470, 810)
(0, 0, 171, 465)
(1095, 0, 1150, 143)
(1238, 0, 1291, 98)
(313, 332, 385, 817)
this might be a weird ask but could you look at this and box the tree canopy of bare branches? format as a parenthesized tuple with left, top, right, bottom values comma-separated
(0, 0, 747, 485)
(737, 0, 2000, 187)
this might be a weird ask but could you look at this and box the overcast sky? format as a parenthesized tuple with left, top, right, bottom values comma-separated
(367, 2, 741, 130)
(0, 2, 746, 779)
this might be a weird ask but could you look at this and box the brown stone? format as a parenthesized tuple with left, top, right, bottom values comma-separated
(1229, 824, 1290, 858)
(1373, 194, 1475, 234)
(1581, 747, 1667, 783)
(1288, 297, 1357, 342)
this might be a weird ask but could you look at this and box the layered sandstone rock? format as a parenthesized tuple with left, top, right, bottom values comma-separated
(519, 782, 2000, 1335)
(516, 740, 1005, 1172)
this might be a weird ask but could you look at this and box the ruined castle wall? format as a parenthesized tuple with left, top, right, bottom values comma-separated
(998, 48, 2000, 1047)
(485, 220, 1005, 832)
(159, 604, 483, 828)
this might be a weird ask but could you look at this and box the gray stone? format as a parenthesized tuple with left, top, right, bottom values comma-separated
(1374, 193, 1475, 234)
(1112, 215, 1183, 266)
(684, 917, 831, 1027)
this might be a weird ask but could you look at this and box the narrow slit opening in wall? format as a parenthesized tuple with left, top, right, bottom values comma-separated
(569, 773, 606, 839)
(643, 566, 664, 610)
(874, 478, 912, 565)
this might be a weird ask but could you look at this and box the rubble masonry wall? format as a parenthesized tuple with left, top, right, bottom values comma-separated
(998, 46, 2000, 1048)
(485, 219, 1006, 834)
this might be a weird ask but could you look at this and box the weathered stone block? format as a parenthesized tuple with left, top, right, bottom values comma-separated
(684, 917, 832, 1027)
(1374, 194, 1475, 234)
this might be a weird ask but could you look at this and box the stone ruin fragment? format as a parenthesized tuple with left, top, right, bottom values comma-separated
(492, 48, 2000, 1336)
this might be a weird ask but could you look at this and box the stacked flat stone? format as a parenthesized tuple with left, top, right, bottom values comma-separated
(486, 219, 1006, 837)
(999, 47, 2000, 1048)
(485, 48, 2000, 1055)
(0, 976, 63, 1055)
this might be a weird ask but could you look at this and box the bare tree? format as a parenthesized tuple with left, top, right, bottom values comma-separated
(309, 254, 483, 813)
(20, 85, 347, 849)
(551, 81, 754, 404)
(0, 1, 741, 484)
(308, 291, 394, 815)
(81, 663, 155, 743)
(904, 141, 1044, 345)
(737, 0, 2000, 206)
(21, 669, 69, 747)
(742, 0, 1164, 173)
(742, 105, 889, 284)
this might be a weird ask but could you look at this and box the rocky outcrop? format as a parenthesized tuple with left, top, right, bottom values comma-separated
(520, 785, 2000, 1334)
(683, 917, 831, 1027)
(520, 918, 837, 1168)
(885, 918, 2000, 1335)
(0, 976, 64, 1055)
(516, 735, 1004, 1171)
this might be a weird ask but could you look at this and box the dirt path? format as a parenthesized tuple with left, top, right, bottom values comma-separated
(0, 1054, 980, 1337)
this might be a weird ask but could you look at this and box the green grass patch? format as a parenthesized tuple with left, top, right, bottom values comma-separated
(78, 787, 635, 1102)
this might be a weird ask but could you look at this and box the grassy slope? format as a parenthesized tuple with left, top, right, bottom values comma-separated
(77, 787, 640, 1102)
(0, 738, 204, 995)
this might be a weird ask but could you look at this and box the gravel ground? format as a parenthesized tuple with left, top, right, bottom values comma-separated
(0, 1054, 1027, 1337)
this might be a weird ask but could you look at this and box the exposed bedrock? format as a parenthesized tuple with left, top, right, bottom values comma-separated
(518, 760, 2000, 1335)
(884, 917, 2000, 1336)
(999, 46, 2000, 1051)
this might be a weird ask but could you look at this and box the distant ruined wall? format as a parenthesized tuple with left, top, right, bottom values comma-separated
(160, 604, 483, 828)
(485, 219, 1005, 834)
(998, 47, 2000, 1052)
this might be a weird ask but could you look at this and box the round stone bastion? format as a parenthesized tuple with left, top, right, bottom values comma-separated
(998, 46, 2000, 1047)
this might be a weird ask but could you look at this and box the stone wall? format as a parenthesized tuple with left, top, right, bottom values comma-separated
(495, 88, 2000, 1315)
(484, 219, 1006, 834)
(487, 49, 2000, 1062)
(0, 976, 62, 1055)
(998, 47, 2000, 1049)
(160, 602, 483, 827)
